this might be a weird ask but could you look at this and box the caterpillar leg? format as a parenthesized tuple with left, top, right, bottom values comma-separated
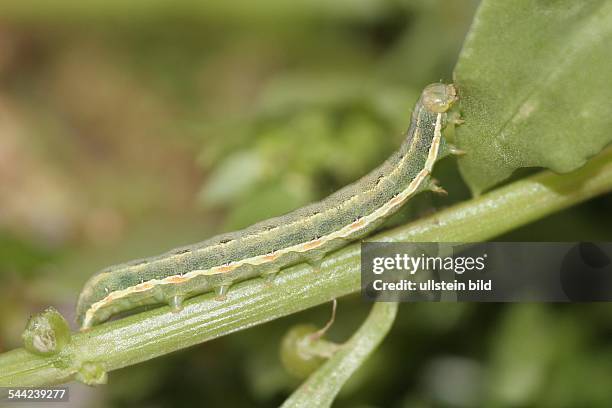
(428, 178, 448, 196)
(448, 145, 466, 156)
(305, 253, 325, 272)
(447, 111, 465, 126)
(215, 284, 231, 301)
(261, 267, 280, 286)
(168, 295, 185, 312)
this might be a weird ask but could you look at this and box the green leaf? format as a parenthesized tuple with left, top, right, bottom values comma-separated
(198, 150, 265, 207)
(454, 0, 612, 194)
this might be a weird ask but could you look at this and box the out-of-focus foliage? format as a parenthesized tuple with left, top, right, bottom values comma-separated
(0, 0, 611, 407)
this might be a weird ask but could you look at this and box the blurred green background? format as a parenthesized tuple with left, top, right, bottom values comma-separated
(1, 0, 611, 407)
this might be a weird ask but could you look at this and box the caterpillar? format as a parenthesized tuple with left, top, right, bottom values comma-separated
(76, 82, 459, 330)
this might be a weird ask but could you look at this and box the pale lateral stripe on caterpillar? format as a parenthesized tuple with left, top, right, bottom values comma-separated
(76, 83, 459, 330)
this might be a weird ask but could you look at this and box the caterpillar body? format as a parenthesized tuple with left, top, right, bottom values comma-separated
(76, 83, 459, 330)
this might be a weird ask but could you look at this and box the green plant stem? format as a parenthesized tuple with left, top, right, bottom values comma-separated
(281, 302, 398, 408)
(1, 148, 611, 387)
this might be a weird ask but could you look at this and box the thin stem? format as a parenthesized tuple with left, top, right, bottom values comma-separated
(281, 302, 399, 408)
(309, 299, 337, 342)
(1, 148, 611, 387)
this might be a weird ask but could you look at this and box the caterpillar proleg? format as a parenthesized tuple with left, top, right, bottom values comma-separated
(76, 83, 458, 330)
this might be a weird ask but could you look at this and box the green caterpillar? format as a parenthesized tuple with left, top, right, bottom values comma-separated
(76, 83, 459, 330)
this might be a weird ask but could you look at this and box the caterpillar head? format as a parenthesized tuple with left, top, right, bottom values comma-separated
(421, 83, 457, 113)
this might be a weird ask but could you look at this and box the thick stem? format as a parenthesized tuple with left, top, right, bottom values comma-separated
(1, 148, 611, 387)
